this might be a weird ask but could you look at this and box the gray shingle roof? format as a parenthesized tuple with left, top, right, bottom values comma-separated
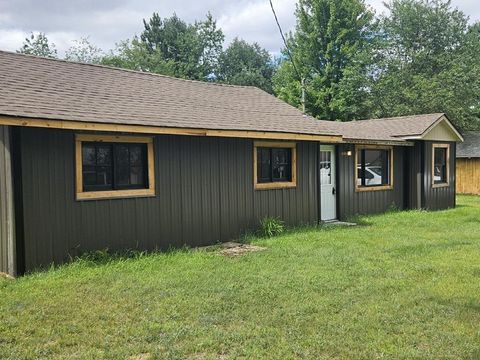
(0, 51, 455, 143)
(337, 114, 446, 141)
(457, 132, 480, 158)
(0, 51, 341, 137)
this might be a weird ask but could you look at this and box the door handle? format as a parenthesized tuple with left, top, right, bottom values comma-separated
(332, 187, 336, 195)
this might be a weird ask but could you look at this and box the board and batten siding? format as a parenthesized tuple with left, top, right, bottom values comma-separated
(422, 141, 456, 210)
(336, 144, 406, 220)
(16, 127, 319, 272)
(405, 142, 423, 210)
(0, 125, 15, 276)
(456, 158, 480, 195)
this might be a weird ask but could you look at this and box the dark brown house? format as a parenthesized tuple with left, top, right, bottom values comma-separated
(0, 51, 463, 276)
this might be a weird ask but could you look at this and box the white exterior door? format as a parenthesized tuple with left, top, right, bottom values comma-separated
(320, 145, 337, 221)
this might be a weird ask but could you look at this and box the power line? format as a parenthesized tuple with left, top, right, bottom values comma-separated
(268, 0, 306, 113)
(268, 0, 302, 82)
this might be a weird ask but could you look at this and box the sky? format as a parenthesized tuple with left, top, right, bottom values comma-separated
(0, 0, 479, 56)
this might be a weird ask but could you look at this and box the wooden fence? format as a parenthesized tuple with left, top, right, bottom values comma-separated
(456, 158, 480, 195)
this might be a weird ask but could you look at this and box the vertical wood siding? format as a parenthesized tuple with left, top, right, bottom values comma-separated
(336, 144, 405, 220)
(456, 158, 480, 195)
(406, 142, 423, 210)
(422, 141, 456, 210)
(18, 128, 319, 271)
(0, 126, 15, 276)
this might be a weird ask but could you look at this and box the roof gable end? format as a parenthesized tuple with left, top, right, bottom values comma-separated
(399, 115, 463, 142)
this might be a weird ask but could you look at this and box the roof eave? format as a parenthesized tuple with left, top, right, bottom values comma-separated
(341, 138, 414, 146)
(0, 114, 344, 143)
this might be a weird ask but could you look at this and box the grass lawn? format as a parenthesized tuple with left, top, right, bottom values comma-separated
(1, 196, 480, 359)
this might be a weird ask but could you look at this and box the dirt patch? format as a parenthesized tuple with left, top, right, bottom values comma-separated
(218, 242, 267, 257)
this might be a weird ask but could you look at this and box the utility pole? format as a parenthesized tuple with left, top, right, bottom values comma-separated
(301, 77, 306, 114)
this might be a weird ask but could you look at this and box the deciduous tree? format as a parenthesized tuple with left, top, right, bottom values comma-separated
(371, 0, 480, 130)
(18, 32, 57, 58)
(65, 37, 103, 64)
(217, 38, 275, 93)
(273, 0, 376, 120)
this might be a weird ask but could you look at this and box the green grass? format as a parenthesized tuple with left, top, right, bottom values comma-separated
(1, 196, 480, 359)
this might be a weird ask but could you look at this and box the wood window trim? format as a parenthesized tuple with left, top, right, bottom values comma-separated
(355, 145, 394, 192)
(75, 134, 155, 200)
(431, 143, 450, 188)
(253, 141, 297, 190)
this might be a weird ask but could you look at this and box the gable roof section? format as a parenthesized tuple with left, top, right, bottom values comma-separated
(0, 51, 341, 142)
(457, 132, 480, 158)
(339, 113, 463, 143)
(0, 51, 463, 144)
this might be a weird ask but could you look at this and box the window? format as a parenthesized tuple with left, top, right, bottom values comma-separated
(254, 141, 296, 190)
(320, 150, 332, 185)
(432, 144, 450, 187)
(76, 134, 155, 200)
(355, 146, 393, 191)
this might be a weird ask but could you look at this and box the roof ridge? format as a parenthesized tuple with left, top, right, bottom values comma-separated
(0, 50, 261, 90)
(351, 113, 445, 123)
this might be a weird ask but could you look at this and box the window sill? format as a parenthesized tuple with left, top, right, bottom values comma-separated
(355, 185, 393, 192)
(255, 181, 296, 190)
(432, 183, 449, 188)
(76, 188, 156, 201)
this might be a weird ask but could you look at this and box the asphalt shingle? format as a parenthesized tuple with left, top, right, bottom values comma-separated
(0, 51, 341, 137)
(0, 51, 450, 143)
(457, 132, 480, 158)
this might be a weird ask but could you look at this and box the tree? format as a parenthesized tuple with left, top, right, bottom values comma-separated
(217, 38, 275, 92)
(18, 32, 57, 58)
(65, 37, 103, 64)
(196, 13, 225, 79)
(139, 12, 224, 80)
(101, 37, 177, 75)
(273, 0, 376, 120)
(371, 0, 480, 130)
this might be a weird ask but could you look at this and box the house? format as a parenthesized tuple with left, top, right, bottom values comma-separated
(456, 131, 480, 195)
(0, 51, 463, 276)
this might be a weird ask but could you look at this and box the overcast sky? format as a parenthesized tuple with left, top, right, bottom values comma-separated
(0, 0, 479, 56)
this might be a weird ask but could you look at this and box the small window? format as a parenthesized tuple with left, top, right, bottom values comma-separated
(356, 146, 393, 191)
(320, 150, 332, 185)
(254, 142, 296, 190)
(76, 135, 155, 200)
(432, 144, 450, 186)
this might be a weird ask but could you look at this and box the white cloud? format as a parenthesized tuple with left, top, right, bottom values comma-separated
(218, 0, 296, 51)
(0, 29, 27, 52)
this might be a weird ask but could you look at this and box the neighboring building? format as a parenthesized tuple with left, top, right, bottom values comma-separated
(0, 51, 463, 276)
(456, 132, 480, 195)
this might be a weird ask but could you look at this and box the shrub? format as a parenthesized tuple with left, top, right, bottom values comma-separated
(259, 217, 285, 238)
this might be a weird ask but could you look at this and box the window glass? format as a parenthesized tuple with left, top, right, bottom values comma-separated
(357, 148, 391, 187)
(82, 142, 147, 192)
(82, 145, 96, 165)
(272, 148, 291, 181)
(256, 147, 292, 184)
(433, 147, 448, 184)
(320, 151, 331, 185)
(257, 148, 272, 183)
